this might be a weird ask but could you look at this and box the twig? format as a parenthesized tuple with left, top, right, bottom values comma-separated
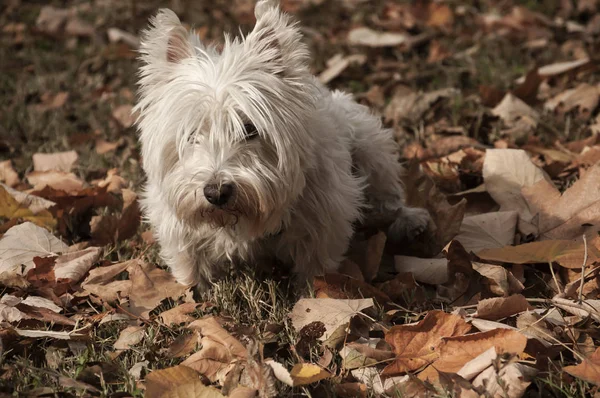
(578, 234, 588, 304)
(548, 262, 562, 295)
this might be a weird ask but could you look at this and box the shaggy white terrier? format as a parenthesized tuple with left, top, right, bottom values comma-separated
(135, 0, 430, 289)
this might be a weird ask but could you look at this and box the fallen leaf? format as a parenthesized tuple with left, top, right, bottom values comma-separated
(290, 298, 374, 341)
(552, 297, 600, 322)
(564, 347, 600, 386)
(0, 161, 19, 187)
(383, 310, 471, 375)
(522, 162, 600, 240)
(472, 262, 524, 296)
(14, 329, 88, 340)
(545, 83, 600, 120)
(289, 363, 331, 386)
(537, 58, 592, 77)
(160, 302, 199, 326)
(106, 27, 140, 49)
(318, 53, 366, 84)
(474, 294, 532, 320)
(125, 260, 189, 318)
(455, 211, 518, 253)
(394, 256, 448, 284)
(418, 328, 528, 383)
(1, 183, 55, 213)
(145, 365, 224, 398)
(265, 360, 294, 387)
(166, 332, 200, 358)
(347, 27, 408, 47)
(426, 3, 454, 28)
(334, 382, 367, 398)
(54, 246, 102, 283)
(0, 185, 56, 230)
(385, 87, 459, 125)
(182, 317, 248, 382)
(0, 222, 68, 275)
(313, 273, 390, 305)
(483, 149, 552, 235)
(26, 170, 85, 193)
(33, 92, 69, 112)
(114, 326, 145, 351)
(477, 240, 600, 269)
(32, 150, 78, 172)
(472, 362, 537, 397)
(112, 104, 136, 128)
(492, 93, 539, 125)
(80, 260, 133, 302)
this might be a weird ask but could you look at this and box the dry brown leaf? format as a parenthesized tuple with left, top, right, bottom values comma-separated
(472, 362, 537, 398)
(537, 58, 591, 77)
(160, 302, 199, 326)
(522, 162, 600, 240)
(564, 347, 600, 386)
(166, 332, 200, 358)
(545, 83, 600, 120)
(474, 294, 532, 320)
(477, 240, 600, 269)
(26, 170, 85, 193)
(552, 297, 600, 322)
(383, 310, 471, 375)
(33, 92, 69, 112)
(112, 104, 136, 128)
(145, 365, 224, 398)
(289, 363, 331, 386)
(2, 183, 55, 213)
(114, 326, 145, 351)
(347, 27, 408, 47)
(182, 317, 248, 382)
(516, 311, 554, 345)
(426, 3, 454, 28)
(290, 298, 374, 341)
(455, 211, 518, 253)
(472, 262, 524, 296)
(334, 382, 367, 398)
(318, 54, 366, 84)
(80, 260, 133, 302)
(94, 138, 122, 155)
(117, 189, 141, 241)
(0, 222, 68, 275)
(492, 93, 539, 126)
(394, 256, 448, 285)
(385, 88, 459, 125)
(483, 149, 552, 235)
(0, 161, 19, 187)
(313, 273, 390, 305)
(0, 185, 56, 230)
(54, 246, 101, 283)
(125, 261, 189, 318)
(419, 328, 528, 383)
(32, 151, 78, 172)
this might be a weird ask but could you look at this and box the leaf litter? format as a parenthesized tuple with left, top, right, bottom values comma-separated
(3, 0, 600, 397)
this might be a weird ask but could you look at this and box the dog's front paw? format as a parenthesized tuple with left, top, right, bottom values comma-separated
(387, 207, 431, 242)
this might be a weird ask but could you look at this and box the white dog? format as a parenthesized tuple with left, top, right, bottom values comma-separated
(135, 0, 430, 289)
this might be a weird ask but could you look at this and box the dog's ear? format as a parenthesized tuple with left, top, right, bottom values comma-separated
(140, 9, 194, 65)
(246, 0, 309, 78)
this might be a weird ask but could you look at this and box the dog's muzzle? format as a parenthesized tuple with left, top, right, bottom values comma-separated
(203, 183, 234, 206)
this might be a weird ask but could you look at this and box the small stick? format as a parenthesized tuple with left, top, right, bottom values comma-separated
(578, 234, 588, 304)
(548, 262, 562, 295)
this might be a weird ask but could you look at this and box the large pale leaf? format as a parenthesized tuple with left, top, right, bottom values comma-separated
(145, 365, 225, 398)
(522, 162, 600, 240)
(383, 310, 471, 375)
(0, 222, 67, 275)
(477, 240, 600, 269)
(483, 149, 551, 236)
(455, 211, 518, 253)
(32, 150, 78, 172)
(394, 256, 448, 285)
(290, 298, 374, 341)
(564, 347, 600, 386)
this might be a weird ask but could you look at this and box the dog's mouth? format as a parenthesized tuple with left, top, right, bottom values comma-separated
(197, 206, 242, 227)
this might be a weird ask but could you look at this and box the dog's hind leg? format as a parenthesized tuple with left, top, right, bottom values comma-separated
(330, 91, 430, 242)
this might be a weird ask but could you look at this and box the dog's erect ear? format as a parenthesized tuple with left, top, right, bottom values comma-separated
(246, 0, 309, 78)
(140, 9, 194, 65)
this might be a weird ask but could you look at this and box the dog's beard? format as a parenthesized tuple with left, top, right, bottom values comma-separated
(169, 173, 286, 238)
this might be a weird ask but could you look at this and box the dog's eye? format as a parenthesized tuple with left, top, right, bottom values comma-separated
(243, 124, 259, 140)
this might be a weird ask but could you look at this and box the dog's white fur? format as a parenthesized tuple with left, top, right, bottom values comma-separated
(135, 0, 430, 289)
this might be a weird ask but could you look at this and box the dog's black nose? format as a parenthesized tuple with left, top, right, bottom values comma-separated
(203, 183, 233, 206)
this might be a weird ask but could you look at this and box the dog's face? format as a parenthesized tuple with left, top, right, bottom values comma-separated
(136, 1, 316, 238)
